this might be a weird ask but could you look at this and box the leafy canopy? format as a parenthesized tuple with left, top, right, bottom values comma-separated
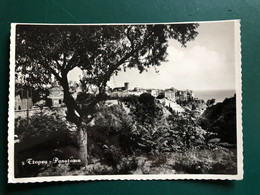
(16, 24, 199, 89)
(15, 24, 199, 124)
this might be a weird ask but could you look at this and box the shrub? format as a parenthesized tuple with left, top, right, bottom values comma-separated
(170, 147, 237, 174)
(15, 114, 77, 153)
(87, 105, 136, 160)
(138, 93, 155, 105)
(15, 114, 78, 178)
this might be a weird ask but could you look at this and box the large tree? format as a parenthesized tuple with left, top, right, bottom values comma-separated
(15, 23, 199, 166)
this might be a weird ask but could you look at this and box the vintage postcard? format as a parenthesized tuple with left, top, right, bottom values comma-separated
(8, 20, 243, 183)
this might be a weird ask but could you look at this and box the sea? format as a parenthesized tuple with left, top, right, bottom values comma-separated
(193, 89, 236, 103)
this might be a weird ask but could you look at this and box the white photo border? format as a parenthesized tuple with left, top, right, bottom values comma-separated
(8, 20, 243, 183)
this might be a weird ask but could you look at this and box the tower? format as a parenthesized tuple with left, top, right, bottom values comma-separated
(124, 82, 129, 90)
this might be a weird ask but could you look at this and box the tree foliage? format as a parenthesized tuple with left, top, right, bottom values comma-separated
(199, 96, 236, 144)
(138, 92, 155, 105)
(15, 114, 77, 149)
(15, 24, 199, 125)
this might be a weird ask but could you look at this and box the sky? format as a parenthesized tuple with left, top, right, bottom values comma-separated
(68, 21, 236, 91)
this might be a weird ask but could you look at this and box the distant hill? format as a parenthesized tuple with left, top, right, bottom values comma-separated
(198, 96, 236, 144)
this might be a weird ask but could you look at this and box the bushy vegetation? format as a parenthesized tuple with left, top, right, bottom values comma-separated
(86, 94, 169, 173)
(169, 147, 237, 174)
(84, 93, 236, 174)
(14, 94, 237, 176)
(176, 98, 205, 111)
(15, 114, 78, 177)
(199, 96, 236, 144)
(120, 94, 163, 125)
(15, 114, 77, 149)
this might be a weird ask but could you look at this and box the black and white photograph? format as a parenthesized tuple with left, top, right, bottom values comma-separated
(8, 20, 242, 183)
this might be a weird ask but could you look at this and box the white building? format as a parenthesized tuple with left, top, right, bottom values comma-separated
(47, 83, 63, 107)
(164, 90, 176, 101)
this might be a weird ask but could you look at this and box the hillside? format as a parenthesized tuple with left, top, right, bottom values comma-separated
(198, 96, 237, 144)
(14, 93, 237, 177)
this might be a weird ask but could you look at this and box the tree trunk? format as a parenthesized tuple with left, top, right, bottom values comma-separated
(58, 71, 91, 167)
(77, 126, 88, 166)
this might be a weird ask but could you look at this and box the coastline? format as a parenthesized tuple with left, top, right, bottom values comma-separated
(193, 89, 236, 103)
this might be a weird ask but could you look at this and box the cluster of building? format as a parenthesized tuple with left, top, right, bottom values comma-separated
(15, 81, 62, 111)
(15, 80, 195, 113)
(15, 80, 88, 111)
(108, 82, 150, 97)
(108, 82, 194, 102)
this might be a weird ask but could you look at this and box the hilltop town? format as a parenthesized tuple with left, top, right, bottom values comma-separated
(15, 81, 207, 119)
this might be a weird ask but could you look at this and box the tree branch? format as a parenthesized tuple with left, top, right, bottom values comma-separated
(126, 26, 134, 52)
(54, 59, 62, 70)
(40, 59, 62, 83)
(66, 53, 79, 72)
(63, 52, 67, 69)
